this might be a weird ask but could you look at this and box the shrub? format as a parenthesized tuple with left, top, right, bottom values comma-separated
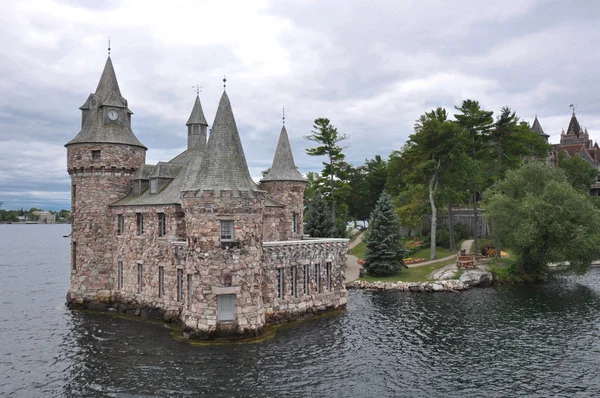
(479, 241, 495, 256)
(454, 223, 470, 241)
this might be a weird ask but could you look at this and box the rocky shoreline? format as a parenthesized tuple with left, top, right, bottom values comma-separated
(347, 268, 494, 292)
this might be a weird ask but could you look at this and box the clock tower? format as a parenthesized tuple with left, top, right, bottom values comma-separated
(65, 56, 147, 304)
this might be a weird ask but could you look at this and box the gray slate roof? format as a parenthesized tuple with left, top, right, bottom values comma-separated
(65, 57, 146, 149)
(149, 162, 182, 179)
(262, 125, 306, 182)
(188, 91, 261, 194)
(186, 95, 208, 126)
(567, 113, 581, 137)
(531, 116, 549, 138)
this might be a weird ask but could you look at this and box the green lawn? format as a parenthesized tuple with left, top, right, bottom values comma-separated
(349, 240, 457, 261)
(359, 258, 456, 283)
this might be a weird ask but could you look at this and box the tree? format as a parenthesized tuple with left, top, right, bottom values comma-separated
(484, 162, 600, 275)
(364, 191, 406, 276)
(558, 155, 598, 192)
(407, 107, 468, 259)
(305, 193, 335, 238)
(454, 100, 494, 252)
(305, 118, 349, 224)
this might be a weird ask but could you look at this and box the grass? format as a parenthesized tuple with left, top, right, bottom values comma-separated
(349, 240, 457, 261)
(359, 258, 456, 283)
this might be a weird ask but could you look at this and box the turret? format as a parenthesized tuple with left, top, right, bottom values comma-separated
(186, 94, 208, 152)
(65, 56, 146, 304)
(261, 124, 307, 240)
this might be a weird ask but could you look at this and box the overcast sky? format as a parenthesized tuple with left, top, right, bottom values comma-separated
(1, 0, 599, 210)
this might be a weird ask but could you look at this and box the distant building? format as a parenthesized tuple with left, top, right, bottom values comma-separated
(534, 112, 600, 196)
(65, 56, 348, 339)
(33, 211, 56, 224)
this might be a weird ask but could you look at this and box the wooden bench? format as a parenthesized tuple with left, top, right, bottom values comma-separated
(457, 255, 476, 269)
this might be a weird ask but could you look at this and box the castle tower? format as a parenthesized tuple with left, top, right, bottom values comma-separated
(65, 56, 146, 304)
(186, 94, 208, 152)
(531, 116, 549, 143)
(261, 125, 307, 240)
(180, 88, 266, 338)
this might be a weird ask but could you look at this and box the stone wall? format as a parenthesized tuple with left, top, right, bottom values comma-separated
(260, 180, 306, 241)
(262, 239, 348, 323)
(425, 207, 490, 238)
(67, 143, 146, 302)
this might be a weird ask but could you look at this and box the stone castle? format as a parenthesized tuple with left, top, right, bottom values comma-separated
(532, 112, 600, 196)
(65, 56, 348, 339)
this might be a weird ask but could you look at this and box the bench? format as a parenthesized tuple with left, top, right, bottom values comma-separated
(457, 255, 476, 269)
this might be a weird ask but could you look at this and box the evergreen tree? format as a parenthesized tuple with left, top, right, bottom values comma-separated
(305, 193, 335, 238)
(364, 192, 406, 276)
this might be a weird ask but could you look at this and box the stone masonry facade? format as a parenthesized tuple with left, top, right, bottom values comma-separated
(65, 56, 348, 339)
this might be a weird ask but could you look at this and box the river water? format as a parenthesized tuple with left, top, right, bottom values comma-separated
(2, 224, 600, 397)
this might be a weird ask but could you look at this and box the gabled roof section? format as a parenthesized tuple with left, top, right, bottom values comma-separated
(149, 162, 182, 179)
(186, 95, 208, 126)
(189, 91, 261, 194)
(531, 116, 549, 138)
(65, 56, 146, 149)
(262, 125, 306, 182)
(566, 112, 581, 137)
(133, 164, 156, 180)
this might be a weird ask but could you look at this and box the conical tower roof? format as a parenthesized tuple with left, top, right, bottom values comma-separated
(186, 95, 208, 126)
(66, 56, 146, 148)
(189, 91, 260, 193)
(531, 116, 549, 137)
(262, 125, 306, 182)
(566, 112, 581, 137)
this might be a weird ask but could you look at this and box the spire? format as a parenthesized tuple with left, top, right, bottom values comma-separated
(186, 95, 208, 126)
(65, 56, 145, 149)
(566, 112, 581, 137)
(189, 90, 260, 193)
(262, 125, 306, 182)
(531, 115, 548, 137)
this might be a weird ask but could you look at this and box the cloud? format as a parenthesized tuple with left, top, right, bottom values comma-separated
(1, 0, 600, 210)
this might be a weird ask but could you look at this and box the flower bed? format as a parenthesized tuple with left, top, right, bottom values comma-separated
(404, 258, 425, 265)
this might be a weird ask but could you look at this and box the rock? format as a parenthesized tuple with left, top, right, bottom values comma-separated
(459, 269, 493, 287)
(431, 283, 444, 292)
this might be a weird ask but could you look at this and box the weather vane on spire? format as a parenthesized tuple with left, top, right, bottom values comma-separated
(283, 106, 285, 125)
(223, 75, 227, 89)
(192, 84, 202, 95)
(570, 104, 577, 115)
(108, 36, 111, 56)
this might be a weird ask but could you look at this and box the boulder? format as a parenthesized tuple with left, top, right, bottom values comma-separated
(459, 269, 493, 287)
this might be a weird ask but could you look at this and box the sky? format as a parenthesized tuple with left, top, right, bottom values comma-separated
(1, 0, 600, 211)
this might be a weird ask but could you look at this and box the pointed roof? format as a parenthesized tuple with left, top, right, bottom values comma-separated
(66, 56, 146, 149)
(566, 112, 581, 137)
(189, 91, 260, 193)
(262, 125, 306, 182)
(531, 116, 549, 138)
(186, 95, 208, 126)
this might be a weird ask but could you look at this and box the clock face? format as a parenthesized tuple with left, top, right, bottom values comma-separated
(107, 109, 119, 121)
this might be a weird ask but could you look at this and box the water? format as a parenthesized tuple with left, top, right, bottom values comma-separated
(2, 225, 600, 397)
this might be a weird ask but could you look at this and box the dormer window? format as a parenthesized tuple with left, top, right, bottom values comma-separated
(220, 220, 234, 242)
(92, 150, 101, 161)
(150, 179, 158, 194)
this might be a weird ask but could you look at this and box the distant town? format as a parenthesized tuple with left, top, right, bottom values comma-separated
(0, 204, 71, 224)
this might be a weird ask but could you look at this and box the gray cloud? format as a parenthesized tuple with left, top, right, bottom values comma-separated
(1, 0, 599, 210)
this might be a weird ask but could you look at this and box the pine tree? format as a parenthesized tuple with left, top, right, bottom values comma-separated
(305, 193, 335, 238)
(364, 191, 406, 276)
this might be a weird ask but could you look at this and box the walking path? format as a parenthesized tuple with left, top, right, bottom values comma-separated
(344, 237, 474, 282)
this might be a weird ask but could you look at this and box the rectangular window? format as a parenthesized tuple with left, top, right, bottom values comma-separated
(220, 220, 233, 241)
(92, 150, 101, 160)
(137, 263, 143, 294)
(158, 266, 164, 298)
(292, 212, 298, 234)
(133, 180, 141, 196)
(71, 242, 76, 271)
(303, 265, 309, 295)
(136, 213, 144, 235)
(277, 268, 284, 299)
(117, 214, 124, 235)
(177, 269, 183, 302)
(315, 264, 321, 293)
(158, 213, 166, 237)
(327, 262, 332, 290)
(71, 184, 76, 214)
(150, 179, 158, 194)
(118, 261, 123, 290)
(217, 294, 236, 322)
(292, 266, 297, 298)
(187, 274, 193, 311)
